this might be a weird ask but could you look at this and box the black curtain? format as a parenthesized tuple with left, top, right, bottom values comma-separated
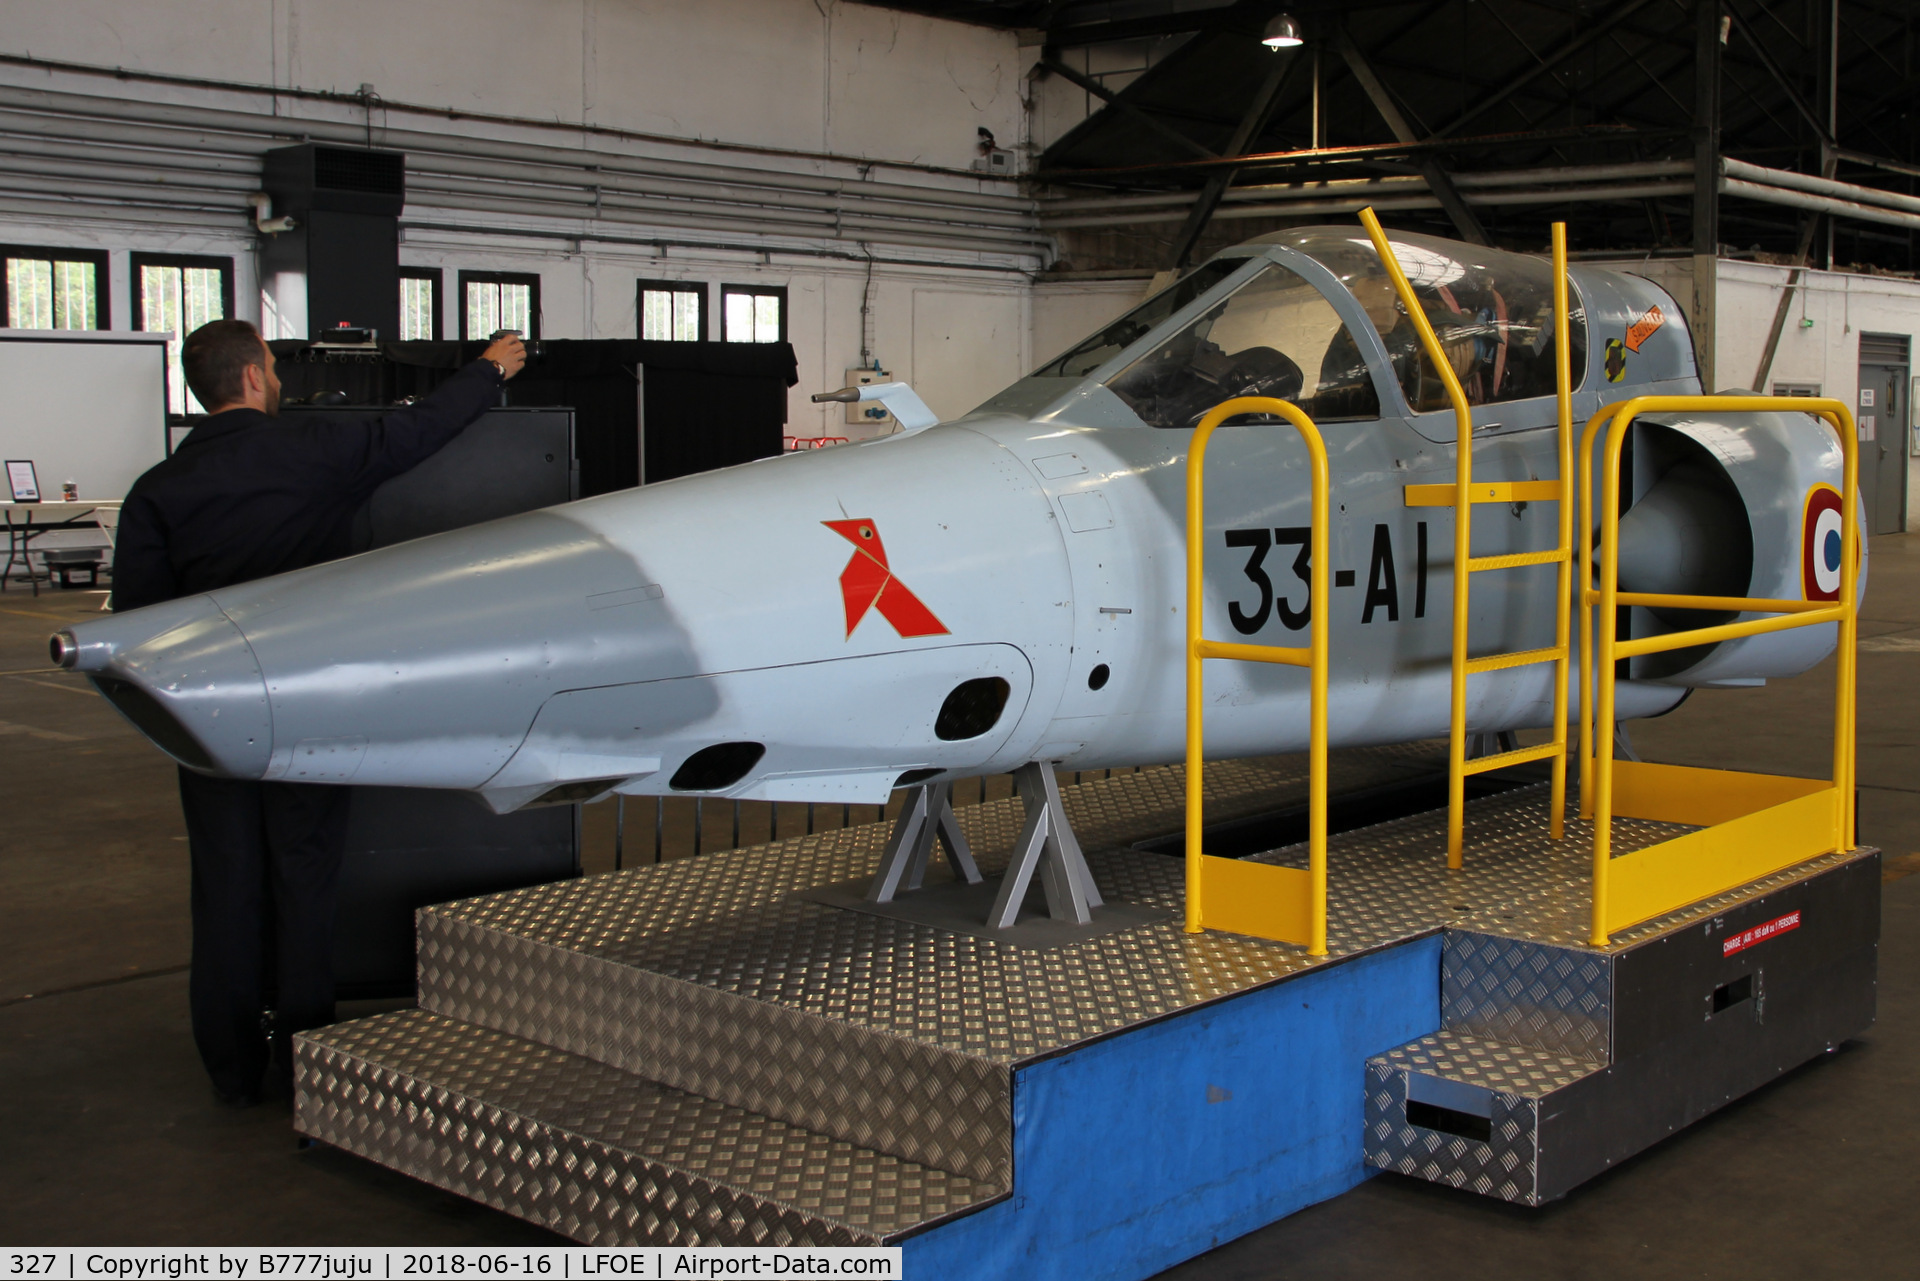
(268, 339, 798, 495)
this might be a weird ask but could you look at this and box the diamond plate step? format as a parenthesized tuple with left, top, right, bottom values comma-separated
(1364, 1030, 1602, 1205)
(294, 1008, 1001, 1246)
(1443, 931, 1612, 1060)
(1366, 854, 1880, 1206)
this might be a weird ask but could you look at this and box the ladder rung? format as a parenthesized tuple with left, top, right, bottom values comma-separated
(1195, 639, 1312, 668)
(1464, 645, 1565, 675)
(1461, 739, 1564, 775)
(1469, 548, 1568, 571)
(1404, 480, 1564, 507)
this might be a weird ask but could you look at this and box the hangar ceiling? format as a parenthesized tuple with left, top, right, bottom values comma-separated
(855, 1, 1920, 273)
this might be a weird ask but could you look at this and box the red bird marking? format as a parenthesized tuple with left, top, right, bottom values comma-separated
(822, 518, 949, 639)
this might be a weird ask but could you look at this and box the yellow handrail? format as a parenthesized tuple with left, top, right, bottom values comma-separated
(1358, 208, 1576, 867)
(1185, 396, 1331, 954)
(1578, 394, 1860, 945)
(1548, 223, 1576, 846)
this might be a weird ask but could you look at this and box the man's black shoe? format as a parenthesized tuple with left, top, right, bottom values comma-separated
(214, 1086, 264, 1109)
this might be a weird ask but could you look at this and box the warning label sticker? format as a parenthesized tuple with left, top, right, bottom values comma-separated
(1624, 305, 1665, 353)
(1722, 909, 1802, 957)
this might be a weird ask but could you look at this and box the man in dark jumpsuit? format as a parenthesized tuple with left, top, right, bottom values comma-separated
(113, 318, 526, 1106)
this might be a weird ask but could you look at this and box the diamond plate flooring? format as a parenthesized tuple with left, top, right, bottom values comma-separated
(305, 743, 1868, 1237)
(420, 758, 1852, 1074)
(297, 1009, 994, 1246)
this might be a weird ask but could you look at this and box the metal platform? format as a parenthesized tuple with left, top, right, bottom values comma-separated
(1364, 850, 1879, 1204)
(295, 744, 1877, 1263)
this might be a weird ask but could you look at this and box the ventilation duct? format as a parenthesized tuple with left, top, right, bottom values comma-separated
(260, 143, 406, 341)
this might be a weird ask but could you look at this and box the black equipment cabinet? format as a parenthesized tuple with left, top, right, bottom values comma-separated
(279, 406, 581, 998)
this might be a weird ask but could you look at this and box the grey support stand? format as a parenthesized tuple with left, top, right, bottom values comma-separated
(986, 761, 1103, 928)
(866, 780, 982, 903)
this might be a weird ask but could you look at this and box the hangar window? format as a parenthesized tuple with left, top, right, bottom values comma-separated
(1260, 229, 1586, 413)
(3, 246, 108, 330)
(133, 253, 233, 415)
(461, 271, 540, 340)
(1032, 257, 1245, 379)
(1104, 262, 1380, 429)
(399, 268, 442, 341)
(722, 284, 786, 343)
(640, 280, 707, 341)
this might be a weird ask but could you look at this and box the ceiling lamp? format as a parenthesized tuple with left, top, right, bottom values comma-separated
(1261, 14, 1304, 49)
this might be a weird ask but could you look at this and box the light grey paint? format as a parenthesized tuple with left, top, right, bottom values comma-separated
(60, 230, 1860, 808)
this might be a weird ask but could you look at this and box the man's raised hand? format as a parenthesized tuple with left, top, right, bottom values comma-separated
(482, 334, 528, 379)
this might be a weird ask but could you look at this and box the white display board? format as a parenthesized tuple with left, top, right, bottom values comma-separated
(0, 330, 170, 502)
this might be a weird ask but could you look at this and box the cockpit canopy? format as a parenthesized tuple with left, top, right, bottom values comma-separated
(1030, 227, 1587, 430)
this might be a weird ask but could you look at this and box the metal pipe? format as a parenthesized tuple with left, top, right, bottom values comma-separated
(0, 50, 1012, 190)
(0, 164, 1049, 259)
(1044, 182, 1694, 230)
(0, 149, 256, 194)
(401, 188, 1048, 254)
(0, 170, 243, 212)
(1720, 177, 1920, 232)
(0, 86, 1031, 215)
(0, 144, 1048, 256)
(1467, 181, 1695, 207)
(1037, 161, 1694, 216)
(0, 193, 240, 229)
(403, 156, 1042, 230)
(404, 173, 1047, 247)
(1723, 157, 1920, 217)
(0, 88, 1047, 259)
(0, 129, 260, 174)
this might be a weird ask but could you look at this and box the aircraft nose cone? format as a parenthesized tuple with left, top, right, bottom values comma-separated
(58, 597, 274, 777)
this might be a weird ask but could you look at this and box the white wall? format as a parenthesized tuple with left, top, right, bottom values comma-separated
(1717, 260, 1920, 532)
(393, 226, 1047, 437)
(0, 0, 1066, 442)
(3, 0, 1025, 172)
(1032, 279, 1147, 369)
(1601, 256, 1920, 531)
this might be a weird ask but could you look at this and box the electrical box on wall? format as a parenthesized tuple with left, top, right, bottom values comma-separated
(844, 368, 896, 427)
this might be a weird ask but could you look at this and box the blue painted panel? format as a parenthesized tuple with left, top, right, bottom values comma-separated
(904, 937, 1442, 1280)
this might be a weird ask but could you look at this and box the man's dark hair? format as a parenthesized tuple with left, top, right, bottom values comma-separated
(181, 319, 266, 411)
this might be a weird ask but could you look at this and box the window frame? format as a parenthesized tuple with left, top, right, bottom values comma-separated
(2, 244, 112, 330)
(399, 266, 444, 342)
(132, 253, 236, 417)
(721, 283, 788, 343)
(459, 269, 542, 341)
(131, 253, 235, 334)
(637, 278, 709, 342)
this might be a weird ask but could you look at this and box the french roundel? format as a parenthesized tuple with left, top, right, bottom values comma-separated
(1802, 485, 1845, 601)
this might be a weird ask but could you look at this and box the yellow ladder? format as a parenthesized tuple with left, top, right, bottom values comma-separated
(1184, 396, 1332, 954)
(1357, 209, 1576, 868)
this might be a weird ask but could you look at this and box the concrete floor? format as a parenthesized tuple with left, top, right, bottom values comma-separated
(2, 539, 1917, 1273)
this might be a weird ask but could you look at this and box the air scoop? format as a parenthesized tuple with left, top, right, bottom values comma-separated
(52, 596, 274, 777)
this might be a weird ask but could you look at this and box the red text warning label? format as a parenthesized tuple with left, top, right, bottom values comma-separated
(1723, 910, 1802, 957)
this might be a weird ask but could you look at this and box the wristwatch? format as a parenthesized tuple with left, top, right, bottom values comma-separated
(485, 359, 506, 379)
